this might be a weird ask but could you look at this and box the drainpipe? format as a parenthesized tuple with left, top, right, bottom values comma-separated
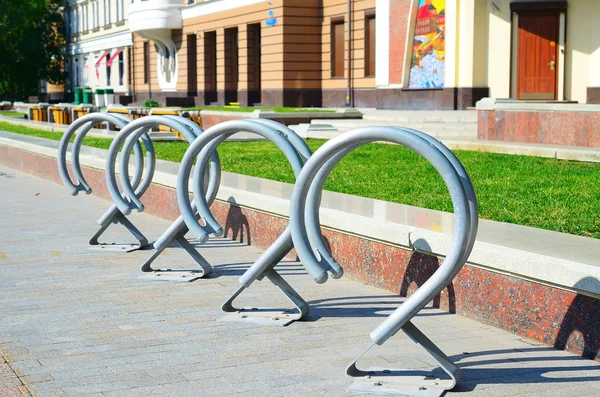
(129, 46, 135, 103)
(346, 0, 352, 107)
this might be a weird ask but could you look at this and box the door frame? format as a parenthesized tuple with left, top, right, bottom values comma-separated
(510, 1, 567, 100)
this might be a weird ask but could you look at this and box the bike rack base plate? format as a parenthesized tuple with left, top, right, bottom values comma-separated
(138, 270, 205, 282)
(89, 243, 141, 252)
(219, 308, 299, 327)
(347, 368, 448, 397)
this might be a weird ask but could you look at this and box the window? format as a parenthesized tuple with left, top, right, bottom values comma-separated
(118, 51, 125, 86)
(92, 1, 99, 29)
(71, 8, 78, 34)
(331, 20, 345, 78)
(65, 12, 70, 36)
(143, 42, 150, 84)
(116, 0, 124, 21)
(104, 0, 111, 25)
(106, 63, 111, 86)
(365, 13, 376, 77)
(187, 0, 195, 4)
(82, 3, 88, 31)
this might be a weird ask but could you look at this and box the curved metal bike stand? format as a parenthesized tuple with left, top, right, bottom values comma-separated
(105, 115, 222, 282)
(177, 119, 313, 325)
(289, 126, 478, 396)
(57, 113, 153, 251)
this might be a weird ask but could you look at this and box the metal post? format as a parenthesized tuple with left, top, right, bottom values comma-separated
(56, 113, 150, 251)
(104, 115, 222, 281)
(288, 126, 478, 395)
(346, 0, 352, 107)
(176, 119, 315, 325)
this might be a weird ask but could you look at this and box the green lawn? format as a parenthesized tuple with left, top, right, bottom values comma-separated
(182, 106, 335, 113)
(0, 111, 26, 118)
(1, 120, 599, 239)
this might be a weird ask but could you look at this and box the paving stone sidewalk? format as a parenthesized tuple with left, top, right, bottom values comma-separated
(0, 165, 599, 397)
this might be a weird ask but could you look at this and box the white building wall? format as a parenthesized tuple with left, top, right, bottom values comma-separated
(67, 0, 132, 93)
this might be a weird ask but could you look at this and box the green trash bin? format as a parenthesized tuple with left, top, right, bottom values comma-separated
(74, 87, 83, 105)
(82, 88, 93, 105)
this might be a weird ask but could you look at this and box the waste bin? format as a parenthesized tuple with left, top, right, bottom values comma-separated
(73, 105, 95, 121)
(50, 106, 72, 125)
(31, 104, 49, 122)
(95, 89, 105, 107)
(74, 88, 83, 105)
(104, 88, 114, 106)
(82, 88, 93, 104)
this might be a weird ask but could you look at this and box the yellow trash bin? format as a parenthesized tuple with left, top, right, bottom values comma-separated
(50, 106, 72, 125)
(31, 105, 49, 122)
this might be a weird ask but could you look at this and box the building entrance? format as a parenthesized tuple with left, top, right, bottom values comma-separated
(516, 12, 559, 100)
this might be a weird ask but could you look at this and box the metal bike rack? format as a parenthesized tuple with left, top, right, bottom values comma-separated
(288, 126, 478, 396)
(177, 119, 314, 325)
(105, 115, 222, 282)
(57, 113, 154, 251)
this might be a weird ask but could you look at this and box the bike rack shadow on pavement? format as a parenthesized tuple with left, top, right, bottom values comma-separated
(57, 112, 153, 252)
(288, 126, 478, 396)
(105, 115, 221, 282)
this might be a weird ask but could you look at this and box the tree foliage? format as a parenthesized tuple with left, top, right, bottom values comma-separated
(0, 0, 66, 100)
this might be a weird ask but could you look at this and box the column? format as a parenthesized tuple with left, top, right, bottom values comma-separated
(443, 0, 457, 88)
(216, 28, 225, 105)
(197, 32, 206, 105)
(375, 0, 390, 86)
(457, 0, 475, 88)
(237, 24, 249, 107)
(587, 19, 600, 103)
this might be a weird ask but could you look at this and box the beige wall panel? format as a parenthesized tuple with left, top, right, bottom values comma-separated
(261, 80, 284, 89)
(261, 35, 286, 46)
(262, 62, 290, 72)
(261, 53, 285, 63)
(322, 79, 348, 89)
(261, 43, 285, 55)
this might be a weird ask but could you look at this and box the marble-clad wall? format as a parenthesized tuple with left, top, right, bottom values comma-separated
(478, 109, 600, 148)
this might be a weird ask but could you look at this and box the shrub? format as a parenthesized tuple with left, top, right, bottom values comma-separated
(143, 98, 160, 108)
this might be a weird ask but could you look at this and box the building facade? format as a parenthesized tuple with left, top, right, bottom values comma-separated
(63, 0, 133, 103)
(85, 0, 600, 109)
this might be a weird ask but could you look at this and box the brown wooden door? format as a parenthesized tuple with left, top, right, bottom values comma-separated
(366, 16, 376, 76)
(517, 13, 559, 100)
(333, 21, 345, 77)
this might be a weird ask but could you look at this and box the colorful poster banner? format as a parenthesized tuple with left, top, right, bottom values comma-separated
(407, 0, 446, 89)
